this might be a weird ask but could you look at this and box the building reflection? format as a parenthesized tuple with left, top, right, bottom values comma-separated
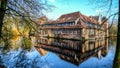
(35, 46, 48, 56)
(35, 38, 108, 65)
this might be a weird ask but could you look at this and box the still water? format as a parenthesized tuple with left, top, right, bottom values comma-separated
(0, 36, 116, 68)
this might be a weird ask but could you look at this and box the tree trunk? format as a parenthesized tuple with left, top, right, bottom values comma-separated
(0, 0, 8, 37)
(113, 1, 120, 67)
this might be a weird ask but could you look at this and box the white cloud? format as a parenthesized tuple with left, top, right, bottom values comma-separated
(96, 9, 107, 13)
(96, 8, 118, 13)
(49, 0, 55, 2)
(111, 8, 118, 11)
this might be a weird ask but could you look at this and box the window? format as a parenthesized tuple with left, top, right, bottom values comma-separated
(72, 22, 75, 25)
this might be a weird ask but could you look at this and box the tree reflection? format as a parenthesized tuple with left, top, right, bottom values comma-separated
(0, 36, 32, 53)
(109, 37, 117, 46)
(0, 48, 49, 68)
(0, 36, 49, 68)
(22, 37, 32, 51)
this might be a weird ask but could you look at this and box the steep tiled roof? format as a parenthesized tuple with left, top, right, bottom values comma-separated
(57, 11, 99, 24)
(36, 16, 48, 24)
(40, 12, 100, 28)
(89, 16, 99, 21)
(57, 12, 80, 21)
(50, 12, 98, 24)
(78, 12, 99, 24)
(41, 12, 80, 25)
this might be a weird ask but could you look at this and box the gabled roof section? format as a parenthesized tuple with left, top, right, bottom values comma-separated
(40, 11, 100, 25)
(57, 11, 99, 24)
(36, 16, 48, 24)
(57, 11, 80, 21)
(89, 16, 99, 21)
(78, 12, 99, 24)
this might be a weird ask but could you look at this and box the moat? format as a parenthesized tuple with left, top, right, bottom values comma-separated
(0, 36, 116, 68)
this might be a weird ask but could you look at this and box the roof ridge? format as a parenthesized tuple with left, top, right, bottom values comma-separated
(78, 12, 99, 24)
(61, 11, 80, 15)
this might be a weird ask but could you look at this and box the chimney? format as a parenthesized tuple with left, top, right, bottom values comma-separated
(98, 13, 102, 24)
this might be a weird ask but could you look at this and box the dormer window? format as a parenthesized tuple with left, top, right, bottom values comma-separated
(75, 18, 79, 25)
(68, 17, 71, 20)
(72, 22, 75, 25)
(62, 18, 65, 20)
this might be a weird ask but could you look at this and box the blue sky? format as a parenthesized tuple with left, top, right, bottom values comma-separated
(45, 0, 118, 20)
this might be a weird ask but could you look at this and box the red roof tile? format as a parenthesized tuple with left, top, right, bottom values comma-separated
(57, 12, 80, 21)
(40, 12, 100, 28)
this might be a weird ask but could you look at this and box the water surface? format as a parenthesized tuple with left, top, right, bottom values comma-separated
(0, 36, 116, 68)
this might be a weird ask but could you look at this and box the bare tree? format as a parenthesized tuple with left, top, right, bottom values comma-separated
(89, 0, 119, 67)
(0, 0, 54, 37)
(113, 5, 120, 68)
(0, 49, 49, 68)
(0, 0, 8, 37)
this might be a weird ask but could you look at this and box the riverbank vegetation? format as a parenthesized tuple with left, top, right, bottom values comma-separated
(109, 22, 118, 37)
